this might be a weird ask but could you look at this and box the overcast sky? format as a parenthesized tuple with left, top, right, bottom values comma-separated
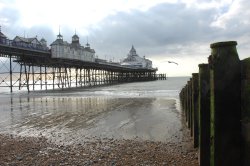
(1, 0, 250, 76)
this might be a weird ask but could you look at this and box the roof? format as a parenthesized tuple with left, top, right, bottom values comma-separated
(40, 38, 46, 42)
(14, 36, 39, 43)
(72, 34, 79, 39)
(129, 45, 137, 56)
(84, 47, 95, 53)
(57, 33, 63, 38)
(50, 39, 64, 45)
(130, 45, 136, 52)
(0, 32, 7, 38)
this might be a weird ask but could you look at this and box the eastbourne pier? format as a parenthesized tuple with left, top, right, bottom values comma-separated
(0, 29, 167, 92)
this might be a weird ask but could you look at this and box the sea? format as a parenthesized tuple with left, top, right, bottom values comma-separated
(0, 77, 190, 145)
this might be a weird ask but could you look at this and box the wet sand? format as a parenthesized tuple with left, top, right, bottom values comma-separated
(0, 96, 184, 144)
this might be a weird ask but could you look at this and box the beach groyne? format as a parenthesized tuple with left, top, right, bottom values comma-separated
(179, 41, 250, 166)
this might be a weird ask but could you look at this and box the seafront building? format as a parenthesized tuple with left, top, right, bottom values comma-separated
(0, 28, 7, 42)
(50, 32, 95, 62)
(121, 45, 152, 69)
(13, 36, 48, 51)
(1, 27, 153, 69)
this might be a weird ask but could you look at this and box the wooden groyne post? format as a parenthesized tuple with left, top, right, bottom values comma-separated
(188, 79, 192, 132)
(198, 63, 210, 166)
(192, 73, 199, 148)
(180, 41, 244, 166)
(241, 57, 250, 166)
(209, 41, 241, 166)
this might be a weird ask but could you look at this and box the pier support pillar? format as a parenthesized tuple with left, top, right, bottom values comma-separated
(209, 41, 241, 166)
(9, 54, 13, 92)
(198, 64, 210, 166)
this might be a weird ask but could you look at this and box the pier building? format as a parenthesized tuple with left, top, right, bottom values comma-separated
(121, 45, 152, 69)
(13, 36, 49, 51)
(51, 32, 95, 62)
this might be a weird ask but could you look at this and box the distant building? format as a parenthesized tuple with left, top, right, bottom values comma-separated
(121, 45, 152, 68)
(50, 32, 95, 62)
(11, 36, 49, 51)
(0, 28, 7, 38)
(40, 38, 47, 48)
(13, 36, 39, 44)
(0, 29, 7, 44)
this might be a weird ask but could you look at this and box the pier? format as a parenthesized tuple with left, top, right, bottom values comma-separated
(0, 31, 166, 93)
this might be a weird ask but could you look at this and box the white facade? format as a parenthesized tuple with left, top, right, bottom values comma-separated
(50, 33, 95, 62)
(121, 45, 152, 68)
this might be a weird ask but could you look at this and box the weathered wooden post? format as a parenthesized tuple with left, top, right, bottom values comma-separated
(209, 41, 241, 166)
(189, 78, 194, 136)
(184, 83, 188, 122)
(182, 85, 187, 118)
(183, 85, 187, 119)
(187, 80, 192, 130)
(192, 73, 199, 148)
(198, 63, 210, 166)
(241, 57, 250, 166)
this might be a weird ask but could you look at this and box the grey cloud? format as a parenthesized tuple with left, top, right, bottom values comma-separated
(1, 0, 250, 61)
(87, 1, 250, 60)
(3, 24, 55, 44)
(88, 3, 220, 59)
(0, 5, 20, 37)
(25, 26, 55, 43)
(0, 2, 55, 43)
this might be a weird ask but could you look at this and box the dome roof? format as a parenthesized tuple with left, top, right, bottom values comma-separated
(57, 33, 63, 40)
(40, 38, 46, 42)
(129, 45, 137, 56)
(72, 34, 79, 39)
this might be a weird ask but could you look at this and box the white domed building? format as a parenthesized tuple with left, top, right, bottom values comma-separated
(121, 45, 152, 69)
(50, 32, 95, 62)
